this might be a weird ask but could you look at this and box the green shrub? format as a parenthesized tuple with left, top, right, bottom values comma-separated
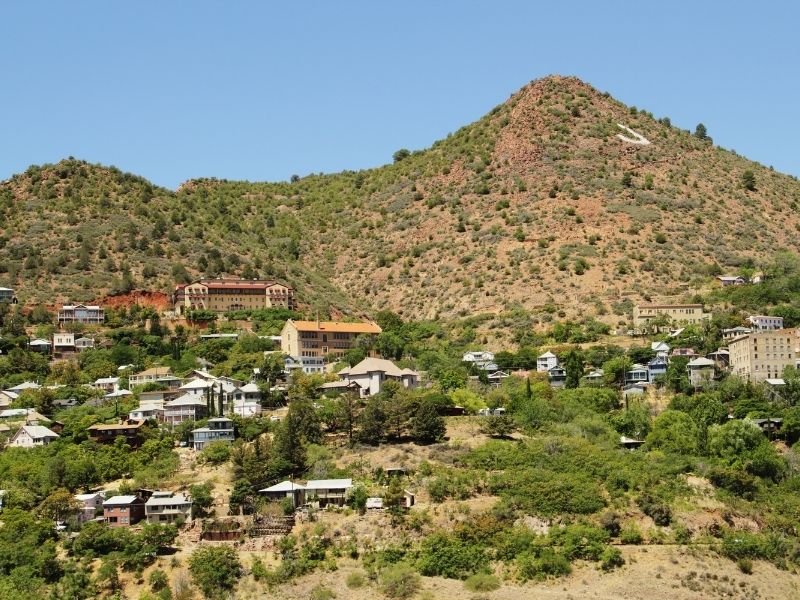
(464, 573, 500, 592)
(620, 524, 643, 545)
(600, 547, 624, 571)
(417, 533, 488, 579)
(379, 563, 420, 599)
(550, 523, 609, 561)
(517, 549, 571, 580)
(737, 558, 753, 574)
(345, 571, 365, 589)
(708, 467, 759, 500)
(310, 585, 336, 600)
(637, 493, 672, 526)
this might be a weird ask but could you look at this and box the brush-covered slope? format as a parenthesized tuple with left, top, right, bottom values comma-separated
(2, 76, 799, 320)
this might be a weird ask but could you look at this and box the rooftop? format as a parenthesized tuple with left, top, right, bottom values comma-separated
(103, 495, 140, 505)
(287, 319, 382, 334)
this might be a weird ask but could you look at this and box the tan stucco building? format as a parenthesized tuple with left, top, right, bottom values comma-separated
(728, 328, 799, 383)
(281, 320, 382, 359)
(173, 279, 295, 314)
(633, 304, 712, 328)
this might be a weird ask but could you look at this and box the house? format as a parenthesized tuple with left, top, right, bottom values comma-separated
(283, 354, 326, 375)
(336, 358, 419, 397)
(764, 379, 787, 402)
(139, 390, 181, 405)
(92, 377, 120, 394)
(625, 364, 650, 385)
(548, 365, 567, 388)
(708, 348, 730, 368)
(304, 478, 353, 507)
(487, 371, 509, 385)
(75, 337, 95, 351)
(633, 304, 711, 329)
(7, 381, 41, 393)
(192, 417, 235, 450)
(52, 332, 76, 356)
(88, 420, 146, 447)
(232, 383, 262, 417)
(623, 383, 648, 400)
(536, 351, 558, 373)
(105, 389, 133, 401)
(57, 304, 104, 325)
(650, 341, 671, 357)
(671, 347, 699, 359)
(259, 480, 306, 508)
(620, 436, 645, 450)
(129, 403, 163, 421)
(751, 417, 783, 436)
(717, 275, 746, 287)
(0, 390, 18, 409)
(647, 356, 669, 383)
(686, 357, 716, 388)
(462, 351, 496, 371)
(8, 425, 60, 447)
(74, 492, 105, 523)
(163, 394, 208, 426)
(728, 329, 799, 383)
(53, 398, 80, 409)
(144, 491, 192, 524)
(747, 315, 784, 331)
(103, 495, 145, 527)
(129, 367, 180, 388)
(173, 278, 295, 315)
(582, 369, 604, 384)
(281, 320, 382, 361)
(28, 338, 51, 354)
(179, 378, 213, 396)
(0, 287, 17, 303)
(723, 326, 752, 340)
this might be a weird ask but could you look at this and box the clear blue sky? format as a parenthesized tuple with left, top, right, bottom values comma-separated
(2, 1, 798, 189)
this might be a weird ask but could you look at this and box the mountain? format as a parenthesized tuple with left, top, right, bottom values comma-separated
(2, 76, 799, 324)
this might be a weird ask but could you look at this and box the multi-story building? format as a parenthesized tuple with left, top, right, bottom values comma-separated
(191, 417, 235, 450)
(128, 367, 181, 388)
(87, 420, 145, 447)
(281, 319, 382, 360)
(0, 287, 17, 303)
(144, 491, 192, 524)
(57, 304, 104, 325)
(103, 495, 145, 527)
(728, 329, 799, 383)
(633, 304, 712, 329)
(173, 279, 295, 315)
(747, 315, 784, 331)
(163, 394, 209, 426)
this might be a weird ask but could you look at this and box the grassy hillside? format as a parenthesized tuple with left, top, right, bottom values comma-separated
(2, 76, 799, 324)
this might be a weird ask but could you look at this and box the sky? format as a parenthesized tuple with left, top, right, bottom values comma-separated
(2, 1, 798, 189)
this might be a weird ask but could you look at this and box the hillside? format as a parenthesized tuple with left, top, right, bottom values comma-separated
(2, 76, 799, 323)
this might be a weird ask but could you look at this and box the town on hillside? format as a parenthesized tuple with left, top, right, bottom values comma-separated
(1, 272, 800, 599)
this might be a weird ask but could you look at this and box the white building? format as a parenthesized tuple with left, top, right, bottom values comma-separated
(144, 491, 192, 524)
(747, 315, 784, 331)
(74, 492, 105, 523)
(93, 377, 120, 394)
(536, 351, 558, 373)
(8, 425, 60, 447)
(337, 358, 419, 397)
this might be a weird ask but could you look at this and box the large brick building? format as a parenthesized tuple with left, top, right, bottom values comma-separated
(281, 319, 382, 360)
(728, 328, 799, 383)
(173, 279, 295, 314)
(633, 304, 711, 329)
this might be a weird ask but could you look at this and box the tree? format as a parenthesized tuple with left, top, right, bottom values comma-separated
(708, 419, 765, 461)
(38, 488, 81, 522)
(336, 392, 362, 446)
(742, 170, 757, 191)
(188, 546, 242, 599)
(694, 123, 709, 140)
(621, 172, 633, 188)
(411, 398, 446, 444)
(646, 410, 699, 454)
(358, 397, 386, 445)
(384, 475, 406, 527)
(480, 414, 517, 438)
(189, 483, 213, 518)
(393, 148, 411, 163)
(562, 349, 584, 389)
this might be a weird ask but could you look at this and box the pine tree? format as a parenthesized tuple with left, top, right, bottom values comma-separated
(411, 398, 446, 444)
(358, 398, 386, 445)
